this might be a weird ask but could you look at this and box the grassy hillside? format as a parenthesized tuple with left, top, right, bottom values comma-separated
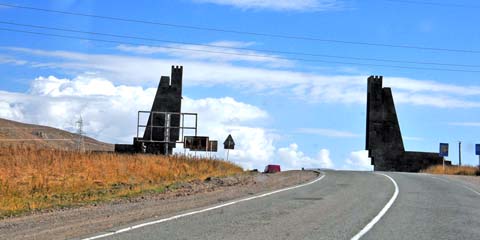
(0, 118, 113, 151)
(0, 146, 243, 217)
(422, 164, 480, 176)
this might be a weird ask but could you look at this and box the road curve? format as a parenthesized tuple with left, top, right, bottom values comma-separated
(362, 172, 480, 240)
(79, 171, 480, 240)
(80, 171, 393, 240)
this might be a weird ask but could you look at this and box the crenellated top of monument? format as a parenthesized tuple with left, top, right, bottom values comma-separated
(368, 75, 383, 81)
(367, 75, 383, 91)
(171, 65, 183, 88)
(157, 66, 183, 90)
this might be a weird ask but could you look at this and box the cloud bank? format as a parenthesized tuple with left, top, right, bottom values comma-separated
(3, 46, 480, 109)
(1, 74, 364, 170)
(193, 0, 346, 11)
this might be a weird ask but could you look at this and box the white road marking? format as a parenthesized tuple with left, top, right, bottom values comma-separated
(429, 175, 451, 184)
(81, 173, 326, 240)
(430, 175, 480, 196)
(458, 184, 480, 196)
(350, 173, 399, 240)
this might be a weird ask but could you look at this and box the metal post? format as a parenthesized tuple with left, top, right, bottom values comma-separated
(458, 141, 462, 166)
(164, 113, 170, 156)
(181, 113, 185, 142)
(150, 111, 153, 141)
(136, 111, 140, 139)
(226, 149, 230, 162)
(478, 155, 480, 169)
(195, 116, 198, 136)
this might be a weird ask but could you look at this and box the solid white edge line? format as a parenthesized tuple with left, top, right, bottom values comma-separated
(429, 175, 480, 196)
(81, 173, 326, 240)
(350, 173, 399, 240)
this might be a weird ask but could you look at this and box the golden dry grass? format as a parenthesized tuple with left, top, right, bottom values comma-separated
(0, 146, 243, 217)
(422, 164, 480, 176)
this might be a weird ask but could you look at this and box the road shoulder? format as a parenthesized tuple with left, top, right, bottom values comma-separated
(0, 170, 318, 240)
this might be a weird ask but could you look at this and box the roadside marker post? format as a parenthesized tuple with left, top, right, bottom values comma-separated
(476, 144, 480, 168)
(439, 143, 449, 172)
(458, 141, 462, 166)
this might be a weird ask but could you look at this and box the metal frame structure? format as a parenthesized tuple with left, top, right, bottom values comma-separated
(136, 111, 198, 144)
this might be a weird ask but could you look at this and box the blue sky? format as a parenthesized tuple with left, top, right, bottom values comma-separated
(0, 0, 479, 170)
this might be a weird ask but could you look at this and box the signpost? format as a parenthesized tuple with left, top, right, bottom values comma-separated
(439, 143, 449, 157)
(476, 144, 480, 168)
(439, 143, 449, 171)
(208, 140, 218, 159)
(224, 134, 235, 161)
(184, 136, 209, 158)
(208, 141, 218, 152)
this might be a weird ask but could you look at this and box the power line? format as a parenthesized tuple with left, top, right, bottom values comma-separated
(385, 0, 480, 9)
(0, 2, 479, 54)
(2, 27, 480, 73)
(2, 20, 479, 68)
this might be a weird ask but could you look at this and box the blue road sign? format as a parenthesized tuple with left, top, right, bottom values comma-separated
(439, 143, 449, 157)
(476, 144, 480, 156)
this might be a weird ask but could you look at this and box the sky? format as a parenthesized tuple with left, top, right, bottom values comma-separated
(0, 0, 479, 170)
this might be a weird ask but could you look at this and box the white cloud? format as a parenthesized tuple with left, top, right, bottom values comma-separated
(277, 143, 334, 169)
(1, 74, 343, 171)
(3, 46, 480, 109)
(403, 136, 424, 141)
(296, 127, 360, 138)
(193, 0, 346, 11)
(180, 96, 275, 169)
(116, 42, 293, 67)
(448, 122, 480, 127)
(0, 74, 277, 170)
(342, 150, 372, 171)
(386, 77, 480, 96)
(0, 55, 27, 65)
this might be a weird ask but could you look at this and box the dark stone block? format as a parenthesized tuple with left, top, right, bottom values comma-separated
(365, 76, 443, 172)
(114, 144, 135, 153)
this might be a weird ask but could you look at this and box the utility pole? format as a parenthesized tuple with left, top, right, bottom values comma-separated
(76, 116, 85, 153)
(458, 141, 462, 166)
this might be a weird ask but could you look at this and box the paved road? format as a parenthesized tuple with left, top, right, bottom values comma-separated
(363, 172, 480, 240)
(81, 171, 480, 240)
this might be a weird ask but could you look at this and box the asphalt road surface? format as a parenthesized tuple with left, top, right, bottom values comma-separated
(80, 171, 480, 240)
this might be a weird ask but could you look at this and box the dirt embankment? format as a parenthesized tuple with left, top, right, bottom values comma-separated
(0, 170, 319, 240)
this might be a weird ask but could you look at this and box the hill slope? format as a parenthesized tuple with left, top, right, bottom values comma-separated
(0, 118, 113, 151)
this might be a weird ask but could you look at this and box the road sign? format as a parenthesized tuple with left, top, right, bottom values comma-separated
(476, 144, 480, 156)
(208, 141, 218, 152)
(224, 134, 235, 150)
(184, 136, 209, 151)
(439, 143, 449, 157)
(184, 136, 194, 149)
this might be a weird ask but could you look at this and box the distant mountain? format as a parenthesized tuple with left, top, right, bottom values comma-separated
(0, 118, 113, 152)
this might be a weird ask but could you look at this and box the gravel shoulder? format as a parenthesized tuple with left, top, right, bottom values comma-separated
(0, 170, 319, 240)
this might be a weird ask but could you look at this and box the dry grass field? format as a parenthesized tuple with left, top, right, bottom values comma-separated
(0, 146, 243, 217)
(422, 164, 480, 176)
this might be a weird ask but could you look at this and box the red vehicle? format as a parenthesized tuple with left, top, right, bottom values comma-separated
(264, 165, 281, 173)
